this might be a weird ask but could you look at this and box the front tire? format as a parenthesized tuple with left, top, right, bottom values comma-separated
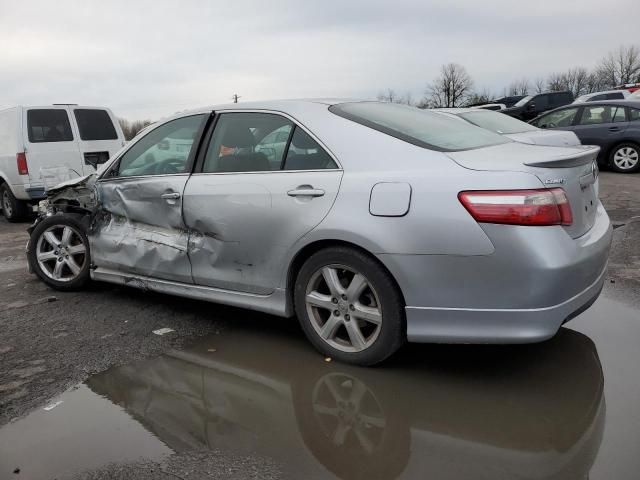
(609, 143, 640, 173)
(27, 215, 91, 291)
(294, 246, 405, 366)
(1, 183, 29, 222)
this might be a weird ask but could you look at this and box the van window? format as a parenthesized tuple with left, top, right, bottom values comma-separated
(74, 109, 118, 140)
(27, 109, 74, 143)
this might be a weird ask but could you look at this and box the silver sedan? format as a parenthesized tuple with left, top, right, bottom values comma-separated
(27, 100, 612, 365)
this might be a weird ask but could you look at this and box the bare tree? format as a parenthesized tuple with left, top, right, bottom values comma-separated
(377, 88, 399, 103)
(118, 118, 153, 140)
(466, 87, 494, 106)
(425, 63, 473, 108)
(508, 78, 529, 96)
(595, 45, 640, 87)
(546, 67, 595, 97)
(377, 89, 414, 105)
(533, 77, 546, 94)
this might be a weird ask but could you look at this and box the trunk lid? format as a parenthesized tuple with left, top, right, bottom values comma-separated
(448, 143, 600, 238)
(505, 129, 581, 147)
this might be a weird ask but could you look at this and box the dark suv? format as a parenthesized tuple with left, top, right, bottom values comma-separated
(502, 91, 574, 121)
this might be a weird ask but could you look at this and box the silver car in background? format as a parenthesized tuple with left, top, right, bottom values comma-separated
(27, 100, 612, 365)
(433, 107, 582, 146)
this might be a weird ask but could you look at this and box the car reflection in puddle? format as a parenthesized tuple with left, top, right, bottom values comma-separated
(82, 324, 604, 480)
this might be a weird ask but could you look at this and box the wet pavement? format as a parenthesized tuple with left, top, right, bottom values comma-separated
(0, 293, 639, 479)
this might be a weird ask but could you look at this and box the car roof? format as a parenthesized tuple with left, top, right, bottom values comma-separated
(579, 89, 628, 97)
(530, 100, 640, 123)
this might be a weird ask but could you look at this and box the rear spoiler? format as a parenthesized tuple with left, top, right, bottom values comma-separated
(524, 146, 600, 168)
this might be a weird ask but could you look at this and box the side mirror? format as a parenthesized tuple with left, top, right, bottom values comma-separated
(527, 103, 536, 111)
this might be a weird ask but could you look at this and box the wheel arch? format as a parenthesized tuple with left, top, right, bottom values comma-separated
(286, 238, 407, 311)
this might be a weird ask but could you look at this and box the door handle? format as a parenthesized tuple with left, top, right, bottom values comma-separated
(161, 192, 181, 200)
(287, 187, 325, 198)
(609, 127, 620, 132)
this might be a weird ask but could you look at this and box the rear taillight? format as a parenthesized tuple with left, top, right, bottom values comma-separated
(458, 188, 573, 226)
(16, 152, 29, 175)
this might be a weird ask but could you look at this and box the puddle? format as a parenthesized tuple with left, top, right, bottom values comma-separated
(2, 295, 640, 479)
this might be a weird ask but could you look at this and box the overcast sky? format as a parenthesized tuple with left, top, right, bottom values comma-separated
(0, 0, 636, 120)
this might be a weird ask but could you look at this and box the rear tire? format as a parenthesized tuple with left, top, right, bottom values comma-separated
(27, 215, 91, 291)
(1, 183, 29, 222)
(609, 143, 640, 173)
(294, 246, 406, 366)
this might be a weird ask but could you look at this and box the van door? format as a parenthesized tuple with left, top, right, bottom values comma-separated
(23, 106, 84, 191)
(70, 108, 125, 175)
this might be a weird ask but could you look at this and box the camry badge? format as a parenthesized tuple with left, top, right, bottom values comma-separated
(544, 178, 566, 185)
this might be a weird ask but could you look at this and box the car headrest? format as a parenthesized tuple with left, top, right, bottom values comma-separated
(221, 126, 256, 148)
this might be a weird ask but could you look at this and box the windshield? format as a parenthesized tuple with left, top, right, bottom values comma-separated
(329, 102, 509, 151)
(459, 110, 538, 134)
(513, 95, 533, 107)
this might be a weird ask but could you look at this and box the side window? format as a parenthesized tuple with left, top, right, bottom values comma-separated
(612, 106, 626, 123)
(607, 92, 624, 100)
(578, 105, 621, 125)
(533, 95, 548, 110)
(629, 108, 640, 121)
(115, 115, 204, 177)
(283, 128, 337, 170)
(74, 109, 118, 140)
(203, 113, 293, 173)
(590, 94, 607, 101)
(27, 109, 74, 143)
(537, 108, 579, 128)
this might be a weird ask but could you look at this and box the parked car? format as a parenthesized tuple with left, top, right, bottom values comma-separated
(433, 108, 581, 146)
(473, 103, 507, 111)
(573, 90, 631, 103)
(0, 105, 125, 221)
(27, 100, 611, 365)
(492, 95, 526, 108)
(502, 91, 574, 121)
(530, 100, 640, 173)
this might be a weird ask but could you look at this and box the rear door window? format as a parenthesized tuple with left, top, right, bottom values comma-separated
(606, 92, 625, 100)
(283, 128, 337, 170)
(74, 109, 118, 140)
(27, 109, 74, 143)
(629, 108, 640, 121)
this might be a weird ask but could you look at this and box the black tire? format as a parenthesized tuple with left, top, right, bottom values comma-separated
(1, 183, 29, 222)
(294, 246, 406, 366)
(609, 142, 640, 173)
(27, 215, 91, 291)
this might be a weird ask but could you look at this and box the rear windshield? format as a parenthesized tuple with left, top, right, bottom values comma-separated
(74, 109, 118, 141)
(459, 110, 538, 134)
(329, 102, 509, 151)
(27, 109, 74, 143)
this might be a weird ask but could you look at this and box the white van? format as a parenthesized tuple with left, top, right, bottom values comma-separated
(0, 105, 125, 221)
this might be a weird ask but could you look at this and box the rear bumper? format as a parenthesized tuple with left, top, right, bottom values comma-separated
(404, 265, 605, 343)
(9, 184, 46, 201)
(378, 202, 612, 344)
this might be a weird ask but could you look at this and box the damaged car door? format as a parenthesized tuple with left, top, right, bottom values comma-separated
(92, 114, 206, 283)
(182, 112, 342, 294)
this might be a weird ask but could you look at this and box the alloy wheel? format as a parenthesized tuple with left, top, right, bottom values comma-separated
(613, 146, 639, 171)
(35, 224, 87, 282)
(305, 265, 383, 353)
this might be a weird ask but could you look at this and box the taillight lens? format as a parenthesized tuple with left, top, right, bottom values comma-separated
(458, 188, 573, 226)
(16, 152, 29, 175)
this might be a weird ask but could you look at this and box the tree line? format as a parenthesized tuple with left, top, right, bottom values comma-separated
(118, 118, 153, 140)
(378, 44, 640, 108)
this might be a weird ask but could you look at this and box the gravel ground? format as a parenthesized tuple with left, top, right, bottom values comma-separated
(0, 170, 638, 479)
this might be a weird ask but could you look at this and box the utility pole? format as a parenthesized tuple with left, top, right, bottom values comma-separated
(232, 94, 241, 103)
